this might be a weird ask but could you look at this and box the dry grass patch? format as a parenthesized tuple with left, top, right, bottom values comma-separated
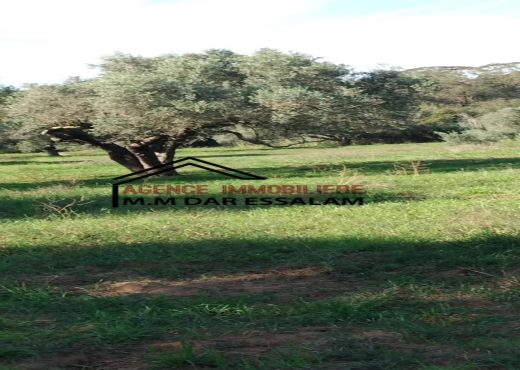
(66, 266, 371, 300)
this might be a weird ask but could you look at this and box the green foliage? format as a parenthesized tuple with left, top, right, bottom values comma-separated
(88, 49, 251, 141)
(14, 135, 53, 153)
(1, 80, 93, 154)
(0, 85, 16, 105)
(353, 69, 423, 122)
(5, 79, 93, 133)
(479, 107, 520, 137)
(438, 107, 520, 144)
(405, 67, 520, 145)
(437, 129, 505, 144)
(418, 106, 460, 125)
(5, 50, 430, 153)
(4, 52, 520, 161)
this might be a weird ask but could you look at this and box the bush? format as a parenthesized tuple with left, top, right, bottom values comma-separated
(479, 107, 520, 137)
(14, 136, 52, 153)
(436, 129, 506, 144)
(438, 107, 520, 145)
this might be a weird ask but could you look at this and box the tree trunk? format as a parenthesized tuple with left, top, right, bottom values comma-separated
(128, 143, 179, 176)
(102, 143, 147, 173)
(337, 136, 352, 146)
(154, 138, 178, 164)
(149, 136, 170, 163)
(42, 144, 61, 156)
(42, 127, 180, 176)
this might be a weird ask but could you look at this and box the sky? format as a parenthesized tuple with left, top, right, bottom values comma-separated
(1, 0, 519, 87)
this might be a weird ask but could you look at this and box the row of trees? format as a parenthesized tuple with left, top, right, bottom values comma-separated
(407, 63, 520, 143)
(1, 49, 519, 174)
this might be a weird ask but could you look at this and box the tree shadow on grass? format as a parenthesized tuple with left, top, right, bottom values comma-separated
(189, 153, 277, 158)
(345, 156, 520, 175)
(2, 155, 518, 220)
(194, 156, 520, 178)
(3, 155, 518, 192)
(0, 164, 332, 193)
(2, 232, 519, 283)
(0, 177, 115, 192)
(1, 233, 519, 366)
(0, 160, 99, 166)
(0, 154, 275, 166)
(0, 189, 419, 220)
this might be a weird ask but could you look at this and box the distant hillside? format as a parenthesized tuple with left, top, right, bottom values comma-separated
(405, 62, 520, 74)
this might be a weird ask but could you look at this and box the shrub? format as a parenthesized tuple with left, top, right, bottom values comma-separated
(436, 129, 506, 144)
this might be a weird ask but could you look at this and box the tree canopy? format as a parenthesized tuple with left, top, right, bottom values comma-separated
(4, 51, 519, 171)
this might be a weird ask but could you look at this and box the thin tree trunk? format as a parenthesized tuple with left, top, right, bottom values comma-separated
(42, 144, 61, 156)
(338, 136, 352, 146)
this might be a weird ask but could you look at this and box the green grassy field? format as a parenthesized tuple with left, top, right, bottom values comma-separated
(1, 141, 520, 370)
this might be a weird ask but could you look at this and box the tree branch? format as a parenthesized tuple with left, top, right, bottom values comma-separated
(42, 126, 145, 172)
(221, 129, 307, 148)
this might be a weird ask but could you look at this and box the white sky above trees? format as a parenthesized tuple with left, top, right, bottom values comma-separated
(1, 0, 519, 86)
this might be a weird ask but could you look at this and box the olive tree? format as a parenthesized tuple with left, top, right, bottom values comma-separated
(6, 49, 424, 173)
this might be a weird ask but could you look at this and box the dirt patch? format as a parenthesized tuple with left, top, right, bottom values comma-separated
(2, 264, 377, 305)
(12, 327, 331, 370)
(348, 328, 403, 342)
(152, 326, 331, 359)
(434, 269, 466, 277)
(432, 266, 503, 278)
(159, 327, 481, 368)
(490, 320, 520, 334)
(496, 276, 520, 291)
(336, 328, 484, 368)
(211, 327, 330, 351)
(72, 266, 370, 300)
(11, 326, 484, 370)
(13, 345, 149, 370)
(4, 271, 138, 294)
(501, 265, 520, 275)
